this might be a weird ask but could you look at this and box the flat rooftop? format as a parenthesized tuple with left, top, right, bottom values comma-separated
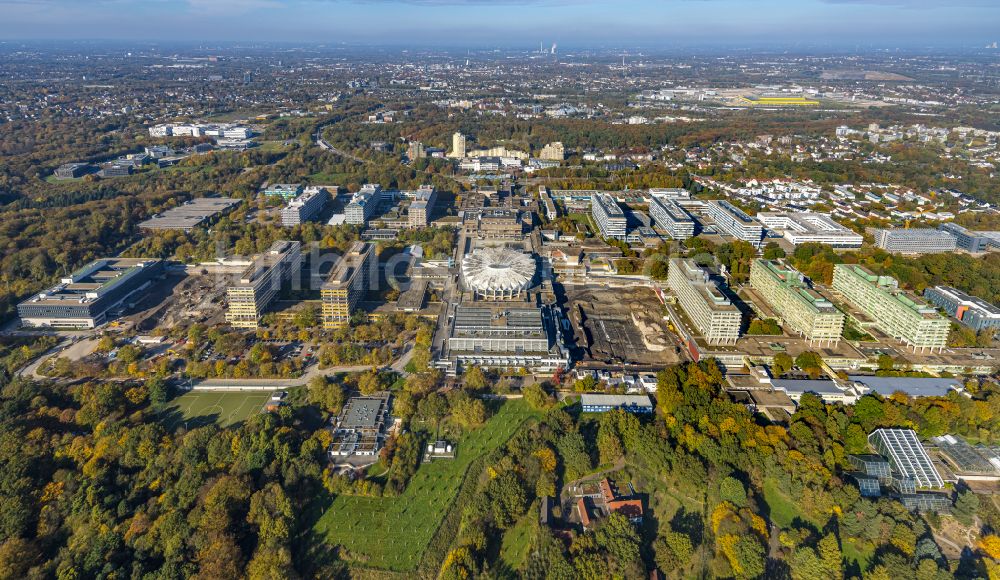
(650, 196, 694, 223)
(757, 211, 861, 237)
(139, 197, 240, 231)
(580, 393, 653, 409)
(322, 242, 373, 289)
(929, 286, 1000, 317)
(709, 199, 757, 224)
(24, 258, 161, 306)
(756, 259, 839, 314)
(849, 375, 963, 398)
(673, 259, 740, 313)
(593, 193, 625, 218)
(339, 393, 390, 430)
(836, 264, 942, 320)
(235, 240, 299, 286)
(454, 305, 544, 332)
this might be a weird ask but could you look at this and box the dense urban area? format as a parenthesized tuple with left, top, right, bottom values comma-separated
(1, 40, 1000, 579)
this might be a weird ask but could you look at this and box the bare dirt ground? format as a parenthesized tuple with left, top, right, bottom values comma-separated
(566, 285, 682, 367)
(124, 272, 229, 333)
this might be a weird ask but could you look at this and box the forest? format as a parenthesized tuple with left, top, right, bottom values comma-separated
(3, 358, 1000, 578)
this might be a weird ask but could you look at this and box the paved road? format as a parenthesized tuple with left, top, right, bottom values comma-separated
(312, 113, 463, 188)
(314, 131, 369, 164)
(389, 345, 415, 375)
(17, 338, 71, 380)
(191, 362, 377, 390)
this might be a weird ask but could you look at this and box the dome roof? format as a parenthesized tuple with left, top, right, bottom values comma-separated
(462, 247, 536, 294)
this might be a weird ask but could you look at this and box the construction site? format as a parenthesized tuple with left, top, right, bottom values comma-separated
(121, 270, 230, 333)
(564, 285, 684, 369)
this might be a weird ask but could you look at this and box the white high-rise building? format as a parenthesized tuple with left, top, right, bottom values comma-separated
(667, 258, 742, 345)
(591, 193, 627, 240)
(450, 132, 467, 158)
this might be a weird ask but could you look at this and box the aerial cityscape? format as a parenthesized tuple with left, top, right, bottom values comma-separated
(1, 0, 1000, 577)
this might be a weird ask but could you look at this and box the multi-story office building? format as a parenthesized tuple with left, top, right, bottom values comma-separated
(345, 184, 383, 225)
(539, 187, 558, 220)
(407, 141, 426, 160)
(262, 183, 303, 199)
(408, 185, 436, 228)
(321, 242, 375, 329)
(705, 200, 764, 247)
(100, 164, 133, 177)
(591, 193, 628, 240)
(225, 241, 302, 329)
(18, 258, 164, 328)
(464, 208, 524, 240)
(54, 163, 91, 179)
(924, 286, 1000, 332)
(449, 132, 467, 158)
(832, 264, 949, 351)
(667, 258, 742, 345)
(872, 228, 957, 254)
(868, 428, 944, 489)
(938, 222, 992, 253)
(648, 196, 696, 240)
(648, 188, 691, 201)
(749, 259, 845, 345)
(440, 304, 568, 372)
(756, 212, 863, 248)
(281, 187, 328, 226)
(538, 142, 566, 161)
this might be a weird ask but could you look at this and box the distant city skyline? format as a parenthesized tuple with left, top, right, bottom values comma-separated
(0, 0, 998, 48)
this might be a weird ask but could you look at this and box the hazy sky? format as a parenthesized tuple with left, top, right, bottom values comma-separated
(0, 0, 997, 47)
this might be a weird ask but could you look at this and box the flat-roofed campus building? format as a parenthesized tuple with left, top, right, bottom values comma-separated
(872, 228, 957, 254)
(281, 187, 328, 226)
(756, 212, 863, 248)
(18, 258, 164, 328)
(868, 428, 944, 489)
(54, 163, 91, 179)
(463, 208, 524, 240)
(321, 242, 375, 329)
(329, 392, 391, 458)
(649, 196, 695, 240)
(832, 264, 949, 352)
(924, 286, 1000, 332)
(591, 193, 627, 240)
(706, 200, 764, 247)
(225, 241, 302, 329)
(439, 304, 568, 373)
(580, 394, 654, 414)
(138, 197, 241, 231)
(667, 258, 742, 345)
(345, 184, 383, 225)
(648, 187, 690, 200)
(408, 185, 436, 228)
(749, 259, 845, 346)
(938, 222, 993, 253)
(262, 183, 303, 199)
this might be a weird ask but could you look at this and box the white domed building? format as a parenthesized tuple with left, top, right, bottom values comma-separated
(462, 247, 536, 300)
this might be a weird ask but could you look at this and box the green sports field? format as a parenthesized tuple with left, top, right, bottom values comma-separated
(161, 390, 273, 429)
(312, 399, 539, 572)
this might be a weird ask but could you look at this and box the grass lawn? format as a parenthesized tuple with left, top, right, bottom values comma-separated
(160, 390, 272, 429)
(256, 140, 293, 152)
(45, 174, 82, 183)
(565, 212, 595, 234)
(500, 506, 538, 571)
(762, 478, 811, 529)
(842, 537, 874, 570)
(313, 399, 538, 571)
